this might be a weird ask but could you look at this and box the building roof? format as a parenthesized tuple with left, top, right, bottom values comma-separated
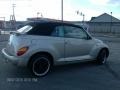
(90, 13, 120, 22)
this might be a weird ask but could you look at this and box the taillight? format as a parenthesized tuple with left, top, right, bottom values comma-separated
(17, 47, 29, 56)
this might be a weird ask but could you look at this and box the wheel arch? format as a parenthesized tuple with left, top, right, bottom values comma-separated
(98, 47, 109, 58)
(90, 45, 109, 59)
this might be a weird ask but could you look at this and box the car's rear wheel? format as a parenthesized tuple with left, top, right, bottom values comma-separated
(96, 49, 108, 65)
(31, 54, 51, 77)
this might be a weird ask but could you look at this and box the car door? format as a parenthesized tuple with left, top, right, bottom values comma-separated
(64, 25, 95, 61)
(51, 25, 65, 61)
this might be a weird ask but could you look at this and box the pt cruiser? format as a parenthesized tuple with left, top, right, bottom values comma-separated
(2, 21, 109, 77)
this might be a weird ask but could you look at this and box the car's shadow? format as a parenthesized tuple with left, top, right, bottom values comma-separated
(3, 60, 120, 83)
(52, 61, 97, 72)
(5, 61, 99, 78)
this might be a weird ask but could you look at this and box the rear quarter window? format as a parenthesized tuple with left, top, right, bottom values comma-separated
(27, 24, 54, 36)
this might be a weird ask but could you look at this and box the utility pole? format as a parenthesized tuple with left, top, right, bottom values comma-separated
(11, 4, 16, 21)
(110, 12, 112, 33)
(10, 4, 16, 30)
(12, 4, 16, 20)
(83, 14, 85, 25)
(61, 0, 63, 21)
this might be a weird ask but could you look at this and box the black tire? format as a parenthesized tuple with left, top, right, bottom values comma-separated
(30, 54, 52, 77)
(96, 49, 108, 65)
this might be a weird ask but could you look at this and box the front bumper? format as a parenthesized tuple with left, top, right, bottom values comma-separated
(1, 48, 28, 67)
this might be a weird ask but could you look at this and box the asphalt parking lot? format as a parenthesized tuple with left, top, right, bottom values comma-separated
(0, 34, 120, 90)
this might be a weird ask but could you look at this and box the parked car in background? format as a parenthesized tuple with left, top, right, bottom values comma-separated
(2, 21, 109, 77)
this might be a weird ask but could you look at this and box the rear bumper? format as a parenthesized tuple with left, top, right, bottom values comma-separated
(1, 48, 28, 67)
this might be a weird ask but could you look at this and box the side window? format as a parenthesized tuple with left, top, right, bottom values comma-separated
(51, 26, 64, 37)
(27, 24, 54, 36)
(64, 26, 88, 39)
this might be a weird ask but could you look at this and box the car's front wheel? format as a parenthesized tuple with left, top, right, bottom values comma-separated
(31, 54, 52, 77)
(96, 49, 108, 65)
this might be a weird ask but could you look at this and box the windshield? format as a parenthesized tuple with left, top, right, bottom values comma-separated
(17, 25, 33, 34)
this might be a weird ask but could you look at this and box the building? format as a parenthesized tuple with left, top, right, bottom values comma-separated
(88, 13, 120, 33)
(0, 20, 5, 30)
(3, 21, 26, 31)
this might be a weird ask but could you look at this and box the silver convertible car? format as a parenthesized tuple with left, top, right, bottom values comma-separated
(2, 21, 109, 77)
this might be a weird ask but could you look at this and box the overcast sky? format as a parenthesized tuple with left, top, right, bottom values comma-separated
(0, 0, 120, 21)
